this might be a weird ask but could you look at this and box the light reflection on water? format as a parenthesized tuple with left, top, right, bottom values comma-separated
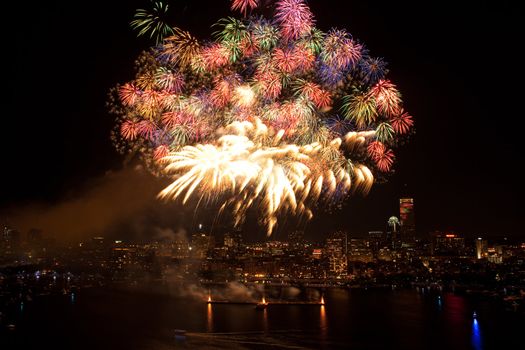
(320, 304, 327, 341)
(206, 303, 213, 333)
(472, 318, 482, 350)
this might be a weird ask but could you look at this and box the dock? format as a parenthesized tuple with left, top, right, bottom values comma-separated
(207, 300, 324, 305)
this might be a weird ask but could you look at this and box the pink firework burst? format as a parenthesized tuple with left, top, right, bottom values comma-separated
(161, 111, 189, 129)
(369, 79, 402, 116)
(275, 0, 314, 41)
(322, 29, 362, 70)
(390, 109, 414, 134)
(231, 0, 259, 17)
(120, 120, 139, 140)
(119, 83, 142, 106)
(201, 44, 230, 70)
(137, 120, 158, 141)
(153, 145, 170, 161)
(156, 70, 185, 93)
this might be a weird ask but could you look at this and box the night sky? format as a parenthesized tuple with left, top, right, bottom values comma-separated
(3, 0, 523, 240)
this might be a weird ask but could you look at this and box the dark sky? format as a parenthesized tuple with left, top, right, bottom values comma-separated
(3, 0, 524, 240)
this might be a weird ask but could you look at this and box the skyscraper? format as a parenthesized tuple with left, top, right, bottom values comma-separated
(476, 237, 488, 259)
(325, 231, 348, 277)
(399, 198, 416, 241)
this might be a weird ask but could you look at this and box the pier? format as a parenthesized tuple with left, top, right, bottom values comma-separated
(207, 300, 324, 305)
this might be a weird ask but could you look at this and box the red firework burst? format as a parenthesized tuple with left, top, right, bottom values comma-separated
(231, 0, 259, 17)
(367, 141, 386, 160)
(300, 82, 331, 109)
(274, 48, 298, 73)
(390, 109, 414, 134)
(120, 120, 139, 140)
(256, 71, 282, 99)
(292, 46, 315, 72)
(375, 149, 395, 172)
(119, 83, 142, 106)
(210, 79, 234, 107)
(153, 145, 170, 160)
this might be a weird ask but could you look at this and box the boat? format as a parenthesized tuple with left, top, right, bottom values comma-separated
(255, 302, 268, 310)
(255, 296, 268, 310)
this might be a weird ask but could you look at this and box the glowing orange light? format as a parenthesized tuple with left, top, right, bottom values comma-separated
(320, 295, 325, 305)
(445, 234, 455, 238)
(207, 295, 212, 303)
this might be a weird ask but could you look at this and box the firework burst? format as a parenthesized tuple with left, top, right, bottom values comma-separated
(231, 0, 259, 17)
(275, 0, 314, 41)
(130, 1, 175, 44)
(113, 0, 414, 235)
(370, 79, 402, 116)
(391, 109, 414, 134)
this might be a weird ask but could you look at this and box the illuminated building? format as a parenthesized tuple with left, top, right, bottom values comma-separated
(431, 232, 465, 256)
(191, 233, 213, 259)
(487, 246, 503, 264)
(476, 237, 488, 259)
(224, 231, 242, 249)
(347, 238, 374, 263)
(324, 232, 348, 277)
(2, 225, 22, 255)
(399, 198, 416, 242)
(368, 231, 387, 255)
(312, 249, 322, 260)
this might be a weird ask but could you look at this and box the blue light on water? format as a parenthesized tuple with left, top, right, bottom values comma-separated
(472, 319, 482, 350)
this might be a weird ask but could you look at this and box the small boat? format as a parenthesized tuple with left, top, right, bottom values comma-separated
(255, 302, 268, 310)
(255, 296, 268, 310)
(473, 311, 477, 319)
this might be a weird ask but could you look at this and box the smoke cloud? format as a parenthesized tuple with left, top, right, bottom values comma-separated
(2, 166, 188, 242)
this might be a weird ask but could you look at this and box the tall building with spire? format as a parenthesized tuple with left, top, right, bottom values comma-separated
(399, 198, 416, 242)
